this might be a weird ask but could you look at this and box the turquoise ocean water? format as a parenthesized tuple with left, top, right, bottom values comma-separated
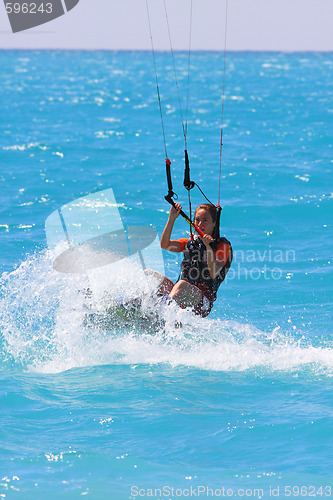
(0, 51, 332, 499)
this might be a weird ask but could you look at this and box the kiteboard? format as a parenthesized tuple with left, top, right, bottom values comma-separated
(82, 292, 178, 332)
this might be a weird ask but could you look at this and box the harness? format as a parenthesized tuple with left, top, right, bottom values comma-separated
(180, 236, 233, 300)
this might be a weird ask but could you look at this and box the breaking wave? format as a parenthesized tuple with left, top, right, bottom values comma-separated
(0, 251, 332, 375)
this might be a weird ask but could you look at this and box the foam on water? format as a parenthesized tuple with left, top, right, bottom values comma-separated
(1, 251, 332, 376)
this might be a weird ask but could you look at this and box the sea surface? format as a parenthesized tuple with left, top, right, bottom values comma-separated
(0, 50, 332, 499)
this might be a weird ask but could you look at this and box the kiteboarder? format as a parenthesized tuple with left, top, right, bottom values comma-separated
(146, 202, 232, 317)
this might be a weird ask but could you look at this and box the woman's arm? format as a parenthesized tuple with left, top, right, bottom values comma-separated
(160, 203, 183, 252)
(201, 235, 227, 279)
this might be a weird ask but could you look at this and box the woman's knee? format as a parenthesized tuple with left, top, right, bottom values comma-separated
(174, 280, 186, 288)
(170, 280, 202, 307)
(145, 269, 174, 294)
(171, 280, 197, 296)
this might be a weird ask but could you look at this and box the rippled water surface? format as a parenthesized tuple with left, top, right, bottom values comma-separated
(0, 51, 332, 499)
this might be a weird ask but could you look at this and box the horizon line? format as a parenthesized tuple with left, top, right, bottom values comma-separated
(0, 47, 333, 53)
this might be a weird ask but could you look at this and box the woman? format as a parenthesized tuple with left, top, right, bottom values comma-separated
(147, 202, 232, 317)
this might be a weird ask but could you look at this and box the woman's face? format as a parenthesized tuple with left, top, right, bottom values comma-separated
(194, 209, 215, 236)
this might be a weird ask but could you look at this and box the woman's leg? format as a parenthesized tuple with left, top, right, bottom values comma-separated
(144, 269, 175, 295)
(144, 272, 203, 309)
(169, 280, 202, 308)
